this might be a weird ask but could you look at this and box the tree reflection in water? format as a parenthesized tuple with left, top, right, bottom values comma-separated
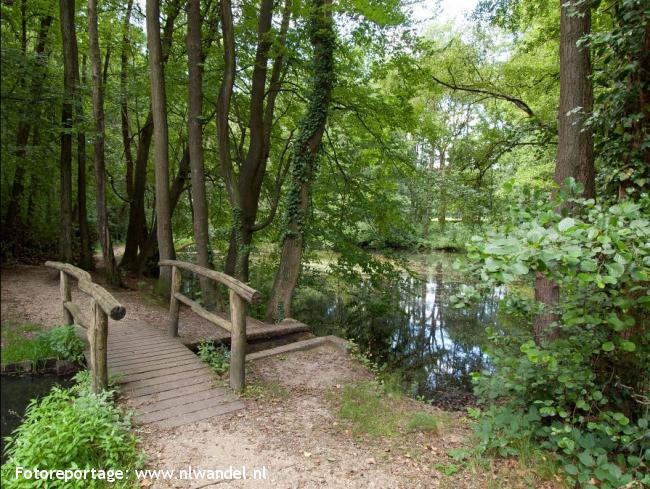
(295, 254, 506, 408)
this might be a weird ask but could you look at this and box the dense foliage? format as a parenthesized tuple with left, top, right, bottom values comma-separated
(454, 184, 650, 487)
(1, 371, 142, 488)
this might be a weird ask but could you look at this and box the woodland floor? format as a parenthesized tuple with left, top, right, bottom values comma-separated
(0, 262, 563, 488)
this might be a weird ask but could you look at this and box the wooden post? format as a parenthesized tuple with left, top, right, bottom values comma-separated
(90, 299, 108, 393)
(169, 265, 181, 337)
(229, 290, 247, 392)
(60, 271, 73, 325)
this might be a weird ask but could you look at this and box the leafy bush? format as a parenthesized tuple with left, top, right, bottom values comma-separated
(48, 325, 86, 364)
(197, 341, 230, 375)
(1, 371, 142, 488)
(454, 182, 650, 488)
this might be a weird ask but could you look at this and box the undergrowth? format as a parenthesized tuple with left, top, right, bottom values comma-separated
(1, 370, 143, 488)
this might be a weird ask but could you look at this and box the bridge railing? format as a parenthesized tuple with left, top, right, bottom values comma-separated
(45, 261, 126, 393)
(159, 260, 262, 392)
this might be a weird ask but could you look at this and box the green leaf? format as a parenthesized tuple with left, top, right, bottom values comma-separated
(620, 340, 636, 352)
(558, 217, 576, 232)
(578, 451, 595, 467)
(581, 259, 598, 272)
(564, 464, 579, 475)
(601, 341, 615, 352)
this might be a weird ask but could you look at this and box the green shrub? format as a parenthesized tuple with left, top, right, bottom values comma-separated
(197, 341, 230, 375)
(1, 371, 142, 488)
(48, 325, 86, 364)
(454, 181, 650, 488)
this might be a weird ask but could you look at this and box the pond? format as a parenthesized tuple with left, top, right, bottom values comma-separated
(294, 252, 508, 409)
(1, 374, 73, 462)
(180, 249, 511, 409)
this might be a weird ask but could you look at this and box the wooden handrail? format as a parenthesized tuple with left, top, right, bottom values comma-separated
(159, 260, 257, 392)
(45, 261, 126, 319)
(45, 260, 126, 393)
(44, 261, 91, 281)
(159, 260, 262, 304)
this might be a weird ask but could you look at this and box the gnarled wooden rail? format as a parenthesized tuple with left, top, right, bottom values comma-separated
(45, 261, 126, 392)
(159, 260, 261, 392)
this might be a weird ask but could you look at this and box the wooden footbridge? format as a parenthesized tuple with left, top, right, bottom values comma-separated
(45, 260, 302, 428)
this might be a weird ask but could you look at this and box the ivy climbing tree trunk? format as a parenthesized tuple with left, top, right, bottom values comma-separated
(146, 0, 175, 292)
(58, 0, 78, 263)
(265, 0, 335, 322)
(534, 0, 594, 343)
(89, 0, 121, 286)
(186, 0, 216, 308)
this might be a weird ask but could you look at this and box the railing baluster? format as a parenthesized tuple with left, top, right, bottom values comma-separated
(229, 290, 247, 392)
(169, 265, 181, 337)
(60, 271, 73, 325)
(90, 299, 108, 393)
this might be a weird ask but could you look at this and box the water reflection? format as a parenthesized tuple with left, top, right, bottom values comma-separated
(296, 254, 505, 408)
(391, 263, 504, 406)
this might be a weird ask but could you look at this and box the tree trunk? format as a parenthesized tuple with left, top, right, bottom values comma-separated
(121, 114, 153, 269)
(120, 0, 135, 201)
(220, 0, 292, 282)
(134, 148, 190, 276)
(58, 0, 78, 263)
(265, 0, 335, 322)
(89, 0, 121, 286)
(187, 0, 216, 308)
(534, 0, 594, 342)
(146, 0, 175, 293)
(554, 1, 595, 198)
(122, 2, 181, 270)
(77, 54, 93, 270)
(437, 147, 447, 232)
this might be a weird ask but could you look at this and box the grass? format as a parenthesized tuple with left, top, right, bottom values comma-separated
(407, 412, 443, 433)
(242, 380, 289, 400)
(1, 323, 86, 367)
(1, 323, 56, 365)
(336, 381, 448, 437)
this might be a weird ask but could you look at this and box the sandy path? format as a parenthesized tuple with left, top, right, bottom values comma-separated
(0, 264, 225, 345)
(137, 345, 465, 489)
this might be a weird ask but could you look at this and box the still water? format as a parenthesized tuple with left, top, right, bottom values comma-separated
(1, 375, 73, 461)
(295, 252, 506, 408)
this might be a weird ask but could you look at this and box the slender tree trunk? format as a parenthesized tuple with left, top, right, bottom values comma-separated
(121, 114, 153, 269)
(77, 54, 93, 269)
(122, 2, 181, 270)
(146, 0, 175, 292)
(186, 0, 216, 308)
(58, 0, 78, 263)
(265, 0, 335, 322)
(134, 148, 190, 276)
(221, 0, 292, 281)
(534, 0, 594, 342)
(437, 147, 447, 232)
(89, 0, 121, 286)
(120, 0, 135, 200)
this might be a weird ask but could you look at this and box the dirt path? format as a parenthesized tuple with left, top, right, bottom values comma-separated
(1, 264, 231, 345)
(136, 345, 479, 489)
